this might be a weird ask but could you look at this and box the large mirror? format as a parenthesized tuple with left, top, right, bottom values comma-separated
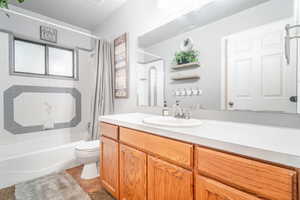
(137, 0, 299, 114)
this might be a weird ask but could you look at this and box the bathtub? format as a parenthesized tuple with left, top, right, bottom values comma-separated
(0, 141, 83, 189)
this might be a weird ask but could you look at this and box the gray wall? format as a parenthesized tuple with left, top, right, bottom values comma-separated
(145, 0, 293, 110)
(94, 0, 300, 129)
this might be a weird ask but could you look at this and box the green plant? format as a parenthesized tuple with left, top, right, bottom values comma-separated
(0, 0, 25, 9)
(173, 49, 199, 65)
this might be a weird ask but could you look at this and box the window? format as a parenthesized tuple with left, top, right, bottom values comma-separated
(14, 40, 46, 74)
(48, 47, 74, 77)
(13, 38, 77, 80)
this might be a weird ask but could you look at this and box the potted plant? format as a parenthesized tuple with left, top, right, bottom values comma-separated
(0, 0, 25, 9)
(173, 49, 199, 65)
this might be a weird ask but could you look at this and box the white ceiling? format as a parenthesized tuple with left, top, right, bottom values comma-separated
(10, 0, 127, 30)
(139, 0, 271, 48)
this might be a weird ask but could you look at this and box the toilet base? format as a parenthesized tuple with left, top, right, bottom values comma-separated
(81, 163, 99, 180)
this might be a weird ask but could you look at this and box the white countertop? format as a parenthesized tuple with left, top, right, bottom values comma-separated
(100, 113, 300, 168)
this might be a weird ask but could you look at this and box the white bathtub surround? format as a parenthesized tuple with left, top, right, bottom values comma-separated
(0, 141, 82, 189)
(0, 6, 95, 189)
(100, 113, 300, 168)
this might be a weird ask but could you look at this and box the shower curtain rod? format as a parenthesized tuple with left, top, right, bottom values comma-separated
(0, 7, 101, 40)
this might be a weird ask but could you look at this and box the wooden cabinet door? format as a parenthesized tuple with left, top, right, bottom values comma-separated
(148, 156, 193, 200)
(195, 175, 263, 200)
(101, 137, 119, 199)
(120, 144, 147, 200)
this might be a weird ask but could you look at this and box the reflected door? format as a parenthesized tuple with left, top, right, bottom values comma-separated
(137, 60, 165, 107)
(226, 19, 297, 113)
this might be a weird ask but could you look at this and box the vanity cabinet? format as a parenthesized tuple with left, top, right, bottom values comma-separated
(99, 122, 298, 200)
(119, 144, 147, 200)
(148, 156, 193, 200)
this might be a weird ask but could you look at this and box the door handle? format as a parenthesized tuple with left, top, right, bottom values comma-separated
(228, 102, 234, 107)
(290, 96, 297, 103)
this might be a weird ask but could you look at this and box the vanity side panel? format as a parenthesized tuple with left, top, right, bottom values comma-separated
(196, 146, 297, 200)
(119, 127, 193, 169)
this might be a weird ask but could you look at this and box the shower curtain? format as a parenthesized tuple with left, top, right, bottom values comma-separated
(89, 40, 114, 140)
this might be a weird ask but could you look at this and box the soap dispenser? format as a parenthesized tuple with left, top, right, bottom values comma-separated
(162, 100, 169, 116)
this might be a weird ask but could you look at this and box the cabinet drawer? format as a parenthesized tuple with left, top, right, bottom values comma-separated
(196, 175, 263, 200)
(100, 122, 119, 140)
(120, 127, 193, 168)
(196, 147, 297, 200)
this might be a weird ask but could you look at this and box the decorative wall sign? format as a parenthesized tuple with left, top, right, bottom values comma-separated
(40, 26, 58, 43)
(114, 33, 129, 98)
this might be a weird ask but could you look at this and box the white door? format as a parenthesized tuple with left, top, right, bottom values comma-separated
(226, 19, 297, 113)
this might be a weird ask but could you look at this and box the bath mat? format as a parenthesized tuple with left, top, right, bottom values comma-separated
(0, 172, 115, 200)
(15, 172, 91, 200)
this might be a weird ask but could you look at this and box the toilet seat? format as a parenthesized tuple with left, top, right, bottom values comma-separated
(76, 140, 99, 152)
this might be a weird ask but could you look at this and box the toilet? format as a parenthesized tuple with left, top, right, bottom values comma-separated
(75, 140, 100, 179)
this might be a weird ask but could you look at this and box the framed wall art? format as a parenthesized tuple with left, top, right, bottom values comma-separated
(114, 33, 129, 98)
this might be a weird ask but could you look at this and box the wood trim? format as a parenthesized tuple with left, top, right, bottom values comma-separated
(120, 127, 193, 169)
(196, 146, 297, 200)
(100, 122, 119, 140)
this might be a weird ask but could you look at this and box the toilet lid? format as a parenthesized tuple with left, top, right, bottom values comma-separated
(76, 140, 99, 151)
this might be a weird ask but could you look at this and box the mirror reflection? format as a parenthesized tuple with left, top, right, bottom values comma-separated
(137, 0, 298, 114)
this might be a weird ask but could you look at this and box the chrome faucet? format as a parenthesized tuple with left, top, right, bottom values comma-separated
(173, 101, 191, 119)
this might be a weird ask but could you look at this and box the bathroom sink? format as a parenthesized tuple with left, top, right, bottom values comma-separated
(143, 116, 203, 128)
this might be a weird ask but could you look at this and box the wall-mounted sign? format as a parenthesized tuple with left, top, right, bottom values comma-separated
(114, 33, 129, 98)
(40, 26, 57, 43)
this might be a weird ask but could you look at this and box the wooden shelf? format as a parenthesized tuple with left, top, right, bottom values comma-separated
(171, 75, 200, 80)
(172, 62, 200, 69)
